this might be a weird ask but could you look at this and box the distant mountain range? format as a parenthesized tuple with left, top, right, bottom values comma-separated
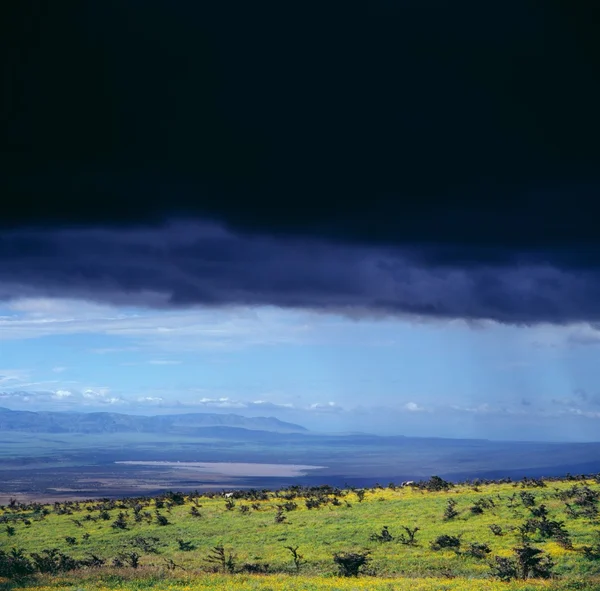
(0, 407, 308, 435)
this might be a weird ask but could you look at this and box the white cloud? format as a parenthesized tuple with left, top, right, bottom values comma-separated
(148, 360, 182, 365)
(137, 396, 164, 403)
(405, 401, 425, 412)
(308, 401, 343, 413)
(52, 366, 67, 373)
(252, 399, 294, 408)
(53, 389, 73, 398)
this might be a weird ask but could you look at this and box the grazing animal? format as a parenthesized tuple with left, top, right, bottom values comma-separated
(224, 492, 234, 498)
(402, 481, 415, 487)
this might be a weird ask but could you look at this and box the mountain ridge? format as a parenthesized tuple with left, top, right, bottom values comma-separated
(0, 407, 307, 435)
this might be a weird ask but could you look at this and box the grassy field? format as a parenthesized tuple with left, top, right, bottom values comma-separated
(1, 476, 600, 589)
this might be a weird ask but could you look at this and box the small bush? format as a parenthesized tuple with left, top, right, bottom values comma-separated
(156, 514, 170, 526)
(333, 551, 370, 577)
(177, 538, 196, 551)
(240, 562, 269, 573)
(206, 546, 236, 574)
(424, 476, 453, 492)
(520, 491, 536, 507)
(491, 556, 519, 581)
(490, 544, 554, 581)
(444, 499, 459, 520)
(274, 507, 287, 523)
(430, 535, 461, 551)
(466, 542, 491, 559)
(0, 548, 35, 580)
(111, 512, 128, 530)
(369, 526, 393, 542)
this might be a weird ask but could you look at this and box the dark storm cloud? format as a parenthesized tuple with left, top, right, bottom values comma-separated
(3, 2, 600, 322)
(3, 2, 600, 262)
(2, 222, 600, 324)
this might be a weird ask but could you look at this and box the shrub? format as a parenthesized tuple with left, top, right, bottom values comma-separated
(166, 491, 185, 505)
(333, 551, 370, 577)
(111, 512, 128, 530)
(489, 524, 504, 536)
(81, 553, 105, 567)
(520, 491, 536, 507)
(581, 531, 600, 560)
(424, 475, 453, 492)
(490, 556, 519, 581)
(369, 525, 393, 542)
(190, 506, 202, 517)
(444, 499, 459, 520)
(206, 546, 236, 574)
(398, 526, 420, 545)
(530, 504, 549, 518)
(0, 548, 35, 580)
(491, 544, 554, 581)
(240, 562, 269, 573)
(274, 507, 287, 523)
(156, 514, 170, 526)
(121, 551, 140, 569)
(430, 535, 461, 551)
(177, 538, 196, 551)
(30, 548, 79, 574)
(514, 544, 554, 579)
(466, 542, 491, 559)
(131, 535, 161, 554)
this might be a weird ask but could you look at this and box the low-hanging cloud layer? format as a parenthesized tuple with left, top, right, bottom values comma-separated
(3, 3, 600, 327)
(1, 221, 600, 324)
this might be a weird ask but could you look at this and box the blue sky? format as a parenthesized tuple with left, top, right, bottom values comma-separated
(2, 297, 600, 441)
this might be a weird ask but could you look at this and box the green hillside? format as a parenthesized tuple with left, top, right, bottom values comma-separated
(1, 476, 600, 590)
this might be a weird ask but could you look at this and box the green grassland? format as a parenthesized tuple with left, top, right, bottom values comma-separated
(1, 476, 600, 590)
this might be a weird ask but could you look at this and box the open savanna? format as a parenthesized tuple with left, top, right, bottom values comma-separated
(1, 477, 600, 590)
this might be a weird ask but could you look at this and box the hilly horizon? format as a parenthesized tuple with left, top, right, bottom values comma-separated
(0, 406, 308, 435)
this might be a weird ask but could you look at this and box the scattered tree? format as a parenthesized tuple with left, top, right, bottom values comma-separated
(285, 545, 304, 572)
(398, 526, 420, 546)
